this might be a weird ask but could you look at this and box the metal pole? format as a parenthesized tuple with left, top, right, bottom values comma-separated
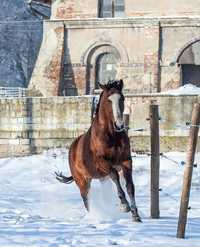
(150, 102, 160, 218)
(177, 103, 200, 238)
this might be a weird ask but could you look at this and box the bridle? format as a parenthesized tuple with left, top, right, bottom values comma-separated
(113, 122, 125, 133)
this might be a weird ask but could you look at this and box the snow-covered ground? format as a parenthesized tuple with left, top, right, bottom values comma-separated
(0, 149, 200, 246)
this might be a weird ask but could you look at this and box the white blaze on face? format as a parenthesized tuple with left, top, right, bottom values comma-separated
(108, 93, 124, 128)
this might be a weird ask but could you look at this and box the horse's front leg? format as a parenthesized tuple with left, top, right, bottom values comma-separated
(109, 168, 130, 212)
(122, 161, 141, 222)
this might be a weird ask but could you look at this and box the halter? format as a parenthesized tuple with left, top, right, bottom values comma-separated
(113, 123, 125, 132)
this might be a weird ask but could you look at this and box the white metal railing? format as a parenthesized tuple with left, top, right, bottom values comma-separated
(0, 87, 28, 98)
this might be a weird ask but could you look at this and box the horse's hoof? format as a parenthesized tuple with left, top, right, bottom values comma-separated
(132, 215, 142, 222)
(120, 204, 131, 212)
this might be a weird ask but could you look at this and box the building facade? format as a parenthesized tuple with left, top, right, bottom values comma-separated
(29, 0, 200, 96)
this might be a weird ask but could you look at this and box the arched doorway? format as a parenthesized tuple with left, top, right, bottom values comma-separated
(85, 44, 121, 94)
(95, 52, 118, 88)
(177, 40, 200, 86)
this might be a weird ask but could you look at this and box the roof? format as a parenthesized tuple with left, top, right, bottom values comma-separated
(28, 0, 51, 18)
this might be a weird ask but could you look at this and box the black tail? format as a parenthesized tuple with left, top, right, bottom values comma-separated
(55, 171, 74, 184)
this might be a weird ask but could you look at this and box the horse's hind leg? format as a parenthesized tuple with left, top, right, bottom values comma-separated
(76, 178, 91, 211)
(110, 169, 130, 212)
(122, 161, 141, 222)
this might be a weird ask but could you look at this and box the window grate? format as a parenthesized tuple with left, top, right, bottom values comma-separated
(0, 87, 28, 98)
(99, 0, 125, 18)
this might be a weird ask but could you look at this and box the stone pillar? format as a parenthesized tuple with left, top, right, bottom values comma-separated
(143, 23, 161, 93)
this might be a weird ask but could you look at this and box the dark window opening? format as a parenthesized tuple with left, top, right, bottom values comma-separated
(98, 0, 125, 18)
(177, 40, 200, 87)
(181, 64, 200, 87)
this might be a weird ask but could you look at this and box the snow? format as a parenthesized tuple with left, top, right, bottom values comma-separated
(160, 84, 200, 95)
(0, 149, 200, 246)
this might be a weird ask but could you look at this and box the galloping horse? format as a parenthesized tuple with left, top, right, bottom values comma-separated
(56, 79, 141, 222)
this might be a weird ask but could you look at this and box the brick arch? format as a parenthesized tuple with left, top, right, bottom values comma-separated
(83, 41, 129, 94)
(81, 41, 129, 65)
(175, 38, 200, 64)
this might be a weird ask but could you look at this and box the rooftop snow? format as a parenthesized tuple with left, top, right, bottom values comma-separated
(160, 84, 200, 96)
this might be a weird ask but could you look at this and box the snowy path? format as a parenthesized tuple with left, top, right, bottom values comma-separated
(0, 149, 199, 246)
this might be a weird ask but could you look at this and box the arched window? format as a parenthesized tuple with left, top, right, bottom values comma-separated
(98, 0, 125, 18)
(95, 53, 118, 88)
(177, 40, 200, 86)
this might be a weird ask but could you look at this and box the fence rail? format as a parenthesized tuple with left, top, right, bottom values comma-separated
(0, 87, 28, 98)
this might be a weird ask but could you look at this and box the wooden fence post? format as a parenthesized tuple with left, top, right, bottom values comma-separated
(149, 102, 160, 219)
(177, 103, 200, 239)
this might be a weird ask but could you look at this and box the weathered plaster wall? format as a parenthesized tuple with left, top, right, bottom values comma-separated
(66, 20, 160, 94)
(0, 95, 199, 158)
(51, 0, 200, 20)
(51, 0, 97, 19)
(30, 19, 161, 96)
(160, 22, 200, 91)
(29, 21, 65, 96)
(29, 18, 200, 96)
(125, 0, 200, 17)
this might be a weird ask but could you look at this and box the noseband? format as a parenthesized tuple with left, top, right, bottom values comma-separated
(113, 123, 125, 132)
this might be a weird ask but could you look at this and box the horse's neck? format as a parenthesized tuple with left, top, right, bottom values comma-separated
(93, 104, 114, 135)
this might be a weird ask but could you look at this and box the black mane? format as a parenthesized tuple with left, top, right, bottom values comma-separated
(94, 91, 103, 117)
(105, 79, 123, 91)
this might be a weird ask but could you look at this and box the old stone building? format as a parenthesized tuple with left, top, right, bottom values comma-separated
(29, 0, 200, 96)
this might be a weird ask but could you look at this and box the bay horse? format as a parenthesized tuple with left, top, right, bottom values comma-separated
(56, 79, 141, 222)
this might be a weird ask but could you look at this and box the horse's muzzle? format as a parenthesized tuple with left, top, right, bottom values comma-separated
(114, 121, 125, 132)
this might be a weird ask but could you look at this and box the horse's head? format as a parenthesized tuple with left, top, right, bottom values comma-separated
(98, 79, 125, 132)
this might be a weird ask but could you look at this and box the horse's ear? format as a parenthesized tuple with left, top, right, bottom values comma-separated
(98, 82, 107, 90)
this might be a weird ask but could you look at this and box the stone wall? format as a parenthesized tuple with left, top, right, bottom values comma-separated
(0, 96, 92, 157)
(0, 95, 200, 158)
